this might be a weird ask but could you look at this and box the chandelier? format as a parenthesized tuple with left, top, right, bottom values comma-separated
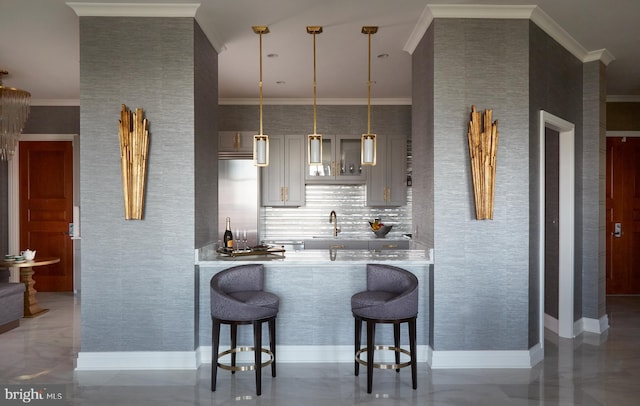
(0, 70, 31, 160)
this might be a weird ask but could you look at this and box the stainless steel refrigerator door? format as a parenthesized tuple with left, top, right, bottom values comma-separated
(218, 159, 259, 248)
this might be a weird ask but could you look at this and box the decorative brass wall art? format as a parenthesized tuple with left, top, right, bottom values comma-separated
(467, 105, 498, 220)
(118, 104, 149, 220)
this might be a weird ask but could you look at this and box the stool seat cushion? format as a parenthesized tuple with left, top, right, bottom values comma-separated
(211, 264, 280, 322)
(351, 264, 418, 320)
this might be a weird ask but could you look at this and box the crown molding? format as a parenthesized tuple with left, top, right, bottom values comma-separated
(219, 98, 412, 106)
(66, 2, 200, 17)
(404, 4, 615, 66)
(403, 6, 434, 55)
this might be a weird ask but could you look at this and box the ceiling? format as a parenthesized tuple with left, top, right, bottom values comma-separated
(1, 0, 639, 104)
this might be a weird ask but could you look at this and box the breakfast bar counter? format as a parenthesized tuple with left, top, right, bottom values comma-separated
(196, 248, 433, 363)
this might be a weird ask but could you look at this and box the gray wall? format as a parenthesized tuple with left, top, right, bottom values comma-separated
(79, 17, 209, 352)
(411, 23, 435, 250)
(581, 60, 607, 321)
(22, 106, 80, 134)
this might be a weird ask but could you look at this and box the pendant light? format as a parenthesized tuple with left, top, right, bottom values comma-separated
(307, 26, 323, 165)
(361, 26, 377, 166)
(252, 26, 269, 166)
(0, 70, 31, 161)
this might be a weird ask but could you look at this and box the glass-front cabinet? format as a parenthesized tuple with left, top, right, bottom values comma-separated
(306, 134, 365, 184)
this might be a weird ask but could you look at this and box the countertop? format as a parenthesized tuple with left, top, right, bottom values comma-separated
(197, 247, 433, 265)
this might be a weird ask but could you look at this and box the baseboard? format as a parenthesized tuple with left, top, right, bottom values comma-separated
(544, 313, 559, 334)
(574, 315, 610, 335)
(75, 351, 198, 370)
(75, 343, 541, 370)
(430, 347, 540, 369)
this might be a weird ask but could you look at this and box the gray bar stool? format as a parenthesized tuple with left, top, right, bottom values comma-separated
(351, 264, 418, 393)
(210, 264, 279, 396)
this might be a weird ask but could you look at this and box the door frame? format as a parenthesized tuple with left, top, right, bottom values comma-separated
(539, 111, 575, 342)
(7, 134, 79, 285)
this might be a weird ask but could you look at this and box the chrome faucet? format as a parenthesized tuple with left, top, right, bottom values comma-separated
(329, 210, 340, 237)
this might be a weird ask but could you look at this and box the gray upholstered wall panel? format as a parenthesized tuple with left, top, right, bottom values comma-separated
(22, 106, 80, 134)
(194, 22, 219, 250)
(220, 105, 410, 135)
(528, 21, 586, 345)
(432, 19, 530, 351)
(581, 60, 607, 320)
(79, 17, 197, 351)
(411, 23, 435, 249)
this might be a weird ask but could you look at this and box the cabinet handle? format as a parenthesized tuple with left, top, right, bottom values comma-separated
(383, 244, 398, 249)
(329, 244, 345, 249)
(233, 132, 240, 150)
(285, 187, 289, 201)
(387, 187, 391, 202)
(280, 186, 284, 202)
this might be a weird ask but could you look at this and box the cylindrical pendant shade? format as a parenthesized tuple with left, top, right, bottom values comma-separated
(308, 134, 322, 165)
(254, 135, 269, 166)
(361, 134, 376, 165)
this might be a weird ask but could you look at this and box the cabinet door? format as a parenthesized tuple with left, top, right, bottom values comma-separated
(306, 135, 366, 184)
(335, 135, 366, 182)
(284, 135, 305, 206)
(261, 135, 286, 206)
(219, 131, 255, 153)
(306, 137, 334, 180)
(368, 240, 409, 250)
(385, 135, 407, 206)
(366, 135, 407, 207)
(261, 135, 305, 207)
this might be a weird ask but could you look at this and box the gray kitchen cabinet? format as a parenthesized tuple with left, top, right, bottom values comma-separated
(219, 131, 255, 154)
(306, 134, 366, 184)
(261, 134, 305, 206)
(366, 135, 407, 206)
(368, 239, 410, 250)
(303, 239, 369, 250)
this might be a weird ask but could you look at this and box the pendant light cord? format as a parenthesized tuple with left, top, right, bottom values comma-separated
(259, 31, 264, 136)
(313, 30, 318, 135)
(367, 30, 372, 135)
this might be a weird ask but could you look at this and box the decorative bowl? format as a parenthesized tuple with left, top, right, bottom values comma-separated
(370, 224, 393, 238)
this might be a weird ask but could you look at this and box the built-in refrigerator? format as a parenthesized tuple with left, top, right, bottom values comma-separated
(218, 159, 259, 249)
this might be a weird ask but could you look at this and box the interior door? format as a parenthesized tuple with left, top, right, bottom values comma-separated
(19, 141, 74, 291)
(606, 137, 640, 294)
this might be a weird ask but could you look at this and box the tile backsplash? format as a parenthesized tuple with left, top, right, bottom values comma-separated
(260, 184, 412, 241)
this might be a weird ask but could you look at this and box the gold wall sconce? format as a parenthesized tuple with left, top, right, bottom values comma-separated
(118, 104, 149, 220)
(468, 105, 498, 220)
(252, 25, 270, 166)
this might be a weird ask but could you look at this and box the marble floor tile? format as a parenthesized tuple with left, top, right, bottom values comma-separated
(1, 293, 640, 405)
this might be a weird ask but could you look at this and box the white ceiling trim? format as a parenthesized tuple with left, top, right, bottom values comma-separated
(403, 4, 614, 66)
(66, 2, 200, 17)
(219, 98, 412, 106)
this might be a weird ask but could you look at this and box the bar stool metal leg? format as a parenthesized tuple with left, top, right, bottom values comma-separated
(269, 317, 277, 377)
(211, 320, 221, 391)
(354, 316, 362, 376)
(366, 319, 375, 393)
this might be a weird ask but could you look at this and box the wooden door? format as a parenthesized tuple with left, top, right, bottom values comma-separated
(19, 141, 74, 291)
(606, 137, 640, 294)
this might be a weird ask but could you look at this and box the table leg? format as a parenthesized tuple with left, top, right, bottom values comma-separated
(20, 266, 49, 318)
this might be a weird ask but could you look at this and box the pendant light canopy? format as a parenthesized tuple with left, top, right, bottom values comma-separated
(307, 26, 323, 165)
(252, 26, 269, 166)
(361, 26, 377, 166)
(0, 70, 31, 161)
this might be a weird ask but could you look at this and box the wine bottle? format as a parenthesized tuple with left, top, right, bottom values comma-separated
(223, 217, 234, 249)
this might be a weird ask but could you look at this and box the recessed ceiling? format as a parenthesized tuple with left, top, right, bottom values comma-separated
(1, 0, 639, 104)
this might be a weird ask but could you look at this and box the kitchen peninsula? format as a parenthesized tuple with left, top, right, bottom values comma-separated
(196, 247, 433, 363)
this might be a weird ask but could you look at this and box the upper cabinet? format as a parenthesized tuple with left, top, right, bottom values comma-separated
(366, 135, 407, 207)
(219, 131, 255, 155)
(261, 134, 305, 207)
(305, 135, 366, 184)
